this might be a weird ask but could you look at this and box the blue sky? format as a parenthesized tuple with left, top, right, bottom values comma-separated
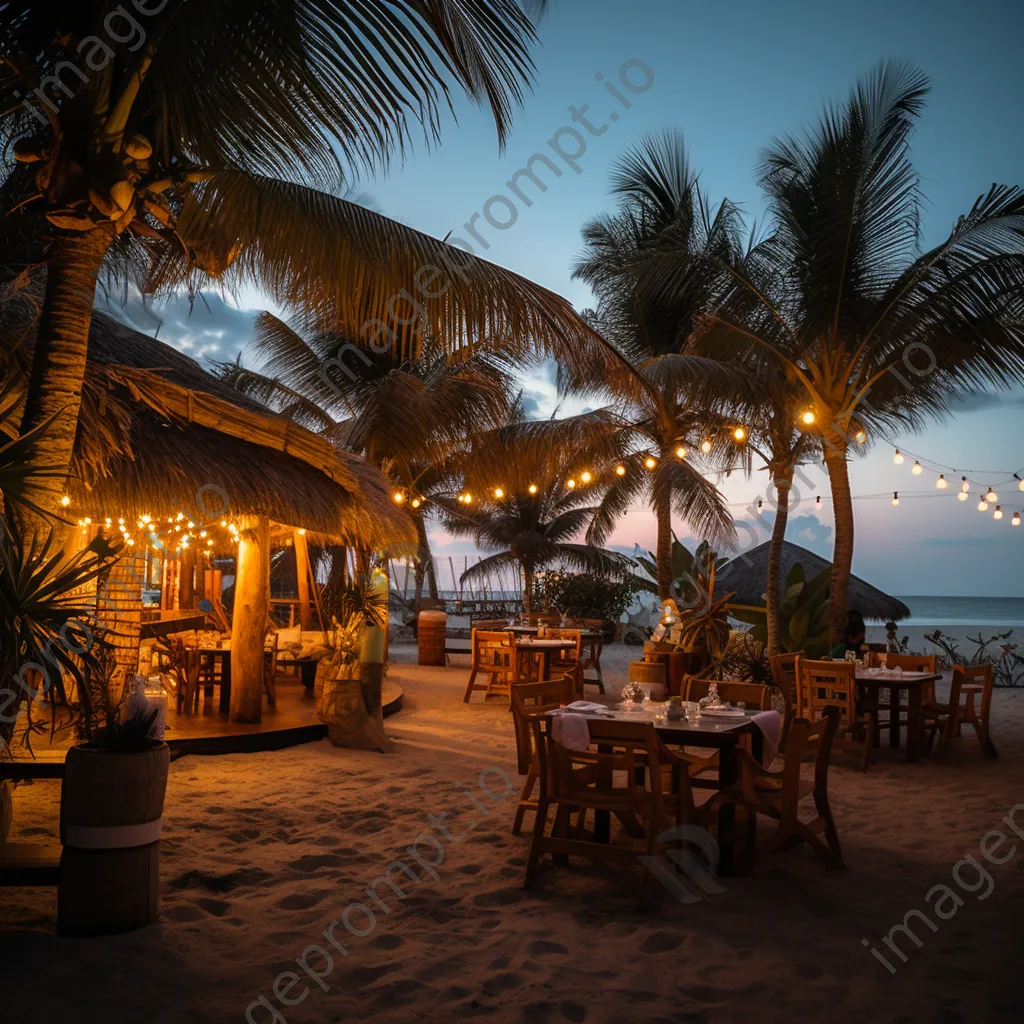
(121, 0, 1024, 596)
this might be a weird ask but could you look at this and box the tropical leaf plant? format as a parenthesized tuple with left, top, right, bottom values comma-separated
(733, 562, 831, 658)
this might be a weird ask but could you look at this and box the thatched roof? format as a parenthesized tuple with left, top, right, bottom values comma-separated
(723, 541, 911, 622)
(51, 312, 412, 546)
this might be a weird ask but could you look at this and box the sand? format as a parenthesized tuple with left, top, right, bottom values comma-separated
(3, 642, 1024, 1023)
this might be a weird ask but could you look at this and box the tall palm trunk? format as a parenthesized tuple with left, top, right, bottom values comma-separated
(521, 563, 535, 618)
(654, 476, 673, 601)
(765, 472, 792, 657)
(20, 229, 111, 526)
(412, 510, 438, 602)
(822, 440, 854, 646)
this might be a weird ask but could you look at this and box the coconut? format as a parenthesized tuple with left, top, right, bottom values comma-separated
(109, 180, 135, 213)
(123, 134, 153, 160)
(13, 138, 44, 163)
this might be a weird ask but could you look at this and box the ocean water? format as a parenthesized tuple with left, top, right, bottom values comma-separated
(896, 596, 1024, 628)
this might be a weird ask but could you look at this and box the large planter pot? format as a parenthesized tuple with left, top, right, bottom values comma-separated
(317, 661, 393, 753)
(58, 743, 170, 937)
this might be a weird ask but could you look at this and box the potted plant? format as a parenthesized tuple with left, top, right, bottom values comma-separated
(58, 644, 169, 937)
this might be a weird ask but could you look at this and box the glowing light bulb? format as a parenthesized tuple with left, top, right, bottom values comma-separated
(393, 491, 405, 504)
(176, 513, 184, 521)
(757, 500, 763, 514)
(1018, 477, 1024, 492)
(958, 491, 968, 502)
(675, 446, 687, 459)
(60, 494, 71, 507)
(126, 538, 135, 546)
(892, 492, 900, 506)
(700, 440, 712, 454)
(854, 429, 867, 444)
(1012, 512, 1021, 527)
(220, 520, 227, 527)
(733, 426, 746, 442)
(187, 520, 195, 529)
(141, 515, 151, 524)
(580, 471, 592, 484)
(994, 505, 1003, 520)
(644, 456, 657, 470)
(978, 500, 989, 512)
(493, 487, 504, 499)
(961, 477, 970, 493)
(528, 483, 538, 495)
(615, 464, 626, 476)
(199, 530, 207, 538)
(893, 449, 904, 465)
(463, 493, 472, 504)
(83, 517, 92, 525)
(207, 539, 213, 546)
(411, 498, 421, 509)
(985, 489, 998, 503)
(912, 461, 923, 475)
(816, 495, 822, 507)
(801, 411, 816, 426)
(936, 475, 948, 489)
(566, 478, 576, 490)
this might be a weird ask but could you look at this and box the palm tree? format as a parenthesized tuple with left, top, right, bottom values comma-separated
(0, 1, 602, 521)
(441, 404, 633, 614)
(213, 312, 513, 598)
(688, 62, 1024, 643)
(572, 132, 740, 599)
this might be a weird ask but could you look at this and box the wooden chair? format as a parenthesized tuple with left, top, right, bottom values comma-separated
(542, 628, 583, 697)
(262, 630, 279, 706)
(769, 651, 801, 750)
(709, 707, 843, 870)
(510, 675, 577, 835)
(576, 618, 608, 693)
(165, 637, 201, 714)
(875, 652, 938, 718)
(463, 629, 518, 703)
(524, 716, 707, 909)
(795, 657, 872, 770)
(925, 664, 997, 759)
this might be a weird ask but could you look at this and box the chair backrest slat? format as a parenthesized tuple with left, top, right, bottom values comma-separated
(683, 678, 771, 710)
(510, 676, 576, 775)
(795, 657, 858, 729)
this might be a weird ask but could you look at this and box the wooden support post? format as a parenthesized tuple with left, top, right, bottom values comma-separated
(230, 515, 270, 723)
(294, 529, 311, 630)
(179, 545, 195, 609)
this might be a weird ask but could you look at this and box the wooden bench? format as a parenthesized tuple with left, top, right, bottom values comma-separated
(0, 757, 64, 888)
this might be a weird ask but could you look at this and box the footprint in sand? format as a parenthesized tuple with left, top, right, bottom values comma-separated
(527, 940, 568, 956)
(286, 853, 343, 872)
(639, 931, 686, 954)
(275, 889, 333, 910)
(560, 1000, 587, 1022)
(195, 897, 231, 917)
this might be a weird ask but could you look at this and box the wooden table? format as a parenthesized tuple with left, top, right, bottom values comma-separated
(516, 638, 578, 682)
(856, 670, 941, 762)
(192, 646, 231, 713)
(578, 706, 767, 877)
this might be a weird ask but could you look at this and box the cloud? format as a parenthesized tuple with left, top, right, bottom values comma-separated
(947, 389, 1024, 413)
(101, 290, 260, 365)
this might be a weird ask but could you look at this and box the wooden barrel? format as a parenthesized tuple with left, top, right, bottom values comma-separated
(58, 743, 170, 937)
(629, 659, 667, 688)
(417, 610, 447, 666)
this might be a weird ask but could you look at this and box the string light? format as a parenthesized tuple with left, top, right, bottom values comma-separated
(1013, 512, 1021, 527)
(815, 495, 822, 507)
(411, 498, 421, 508)
(615, 464, 626, 476)
(756, 500, 763, 514)
(393, 491, 405, 504)
(912, 460, 923, 476)
(528, 483, 538, 495)
(936, 474, 948, 489)
(493, 487, 504, 499)
(644, 456, 657, 470)
(566, 478, 577, 490)
(801, 411, 816, 426)
(892, 491, 900, 506)
(961, 477, 970, 493)
(1017, 474, 1024, 492)
(854, 429, 867, 444)
(60, 494, 71, 507)
(985, 488, 998, 503)
(675, 445, 687, 459)
(893, 449, 904, 465)
(994, 505, 1003, 520)
(978, 499, 989, 512)
(297, 528, 306, 535)
(463, 493, 473, 504)
(580, 471, 592, 484)
(732, 426, 747, 442)
(700, 439, 712, 454)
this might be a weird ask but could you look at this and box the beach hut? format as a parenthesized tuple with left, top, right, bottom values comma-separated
(6, 310, 413, 723)
(723, 541, 911, 621)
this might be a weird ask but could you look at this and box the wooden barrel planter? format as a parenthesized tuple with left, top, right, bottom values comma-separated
(417, 610, 447, 666)
(58, 743, 170, 937)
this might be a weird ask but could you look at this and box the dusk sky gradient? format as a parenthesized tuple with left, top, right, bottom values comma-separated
(118, 0, 1024, 597)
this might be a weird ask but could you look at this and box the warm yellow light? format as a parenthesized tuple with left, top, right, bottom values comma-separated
(854, 429, 867, 444)
(978, 500, 989, 512)
(83, 517, 92, 525)
(891, 492, 899, 506)
(126, 538, 135, 546)
(60, 494, 71, 507)
(297, 528, 306, 535)
(700, 439, 712, 454)
(199, 530, 207, 538)
(958, 491, 968, 502)
(912, 461, 923, 476)
(985, 489, 998, 503)
(801, 411, 816, 426)
(176, 512, 184, 521)
(994, 505, 1003, 520)
(411, 498, 421, 508)
(566, 478, 577, 490)
(493, 487, 504, 499)
(961, 477, 970, 493)
(1019, 478, 1024, 492)
(580, 471, 592, 484)
(187, 520, 195, 529)
(77, 519, 84, 527)
(893, 449, 904, 465)
(1013, 512, 1021, 527)
(141, 515, 151, 524)
(463, 493, 472, 504)
(220, 519, 228, 527)
(615, 464, 626, 476)
(733, 426, 746, 442)
(528, 483, 538, 495)
(393, 491, 405, 504)
(936, 475, 948, 489)
(644, 456, 657, 470)
(207, 539, 214, 546)
(675, 446, 687, 459)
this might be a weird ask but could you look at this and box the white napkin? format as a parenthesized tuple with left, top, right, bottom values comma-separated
(550, 713, 592, 751)
(751, 710, 782, 766)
